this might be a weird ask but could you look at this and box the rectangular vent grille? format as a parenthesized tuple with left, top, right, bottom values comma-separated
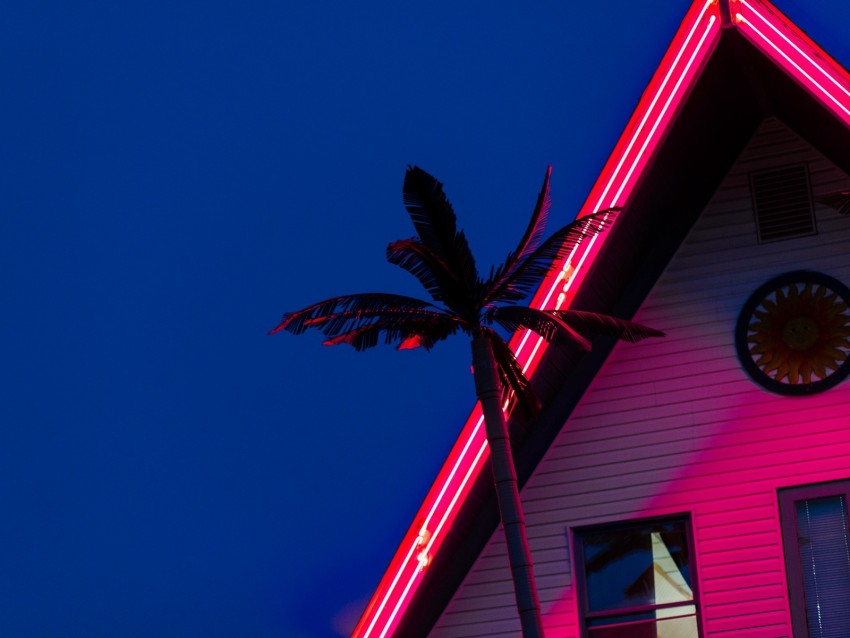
(750, 164, 816, 243)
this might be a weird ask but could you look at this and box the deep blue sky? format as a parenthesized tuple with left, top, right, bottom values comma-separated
(3, 2, 849, 637)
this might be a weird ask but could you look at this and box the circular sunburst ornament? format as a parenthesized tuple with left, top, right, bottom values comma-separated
(736, 272, 850, 395)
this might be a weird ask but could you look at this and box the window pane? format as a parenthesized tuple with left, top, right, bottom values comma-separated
(587, 613, 699, 638)
(583, 521, 693, 612)
(795, 495, 850, 638)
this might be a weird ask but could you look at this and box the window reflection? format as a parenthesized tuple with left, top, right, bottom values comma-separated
(584, 522, 692, 612)
(578, 517, 700, 637)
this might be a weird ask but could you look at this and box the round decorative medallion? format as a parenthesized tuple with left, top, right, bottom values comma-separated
(735, 271, 850, 395)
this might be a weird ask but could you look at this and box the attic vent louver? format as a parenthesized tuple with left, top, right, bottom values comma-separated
(750, 164, 816, 243)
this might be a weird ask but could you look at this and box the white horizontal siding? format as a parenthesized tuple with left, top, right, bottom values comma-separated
(429, 119, 850, 637)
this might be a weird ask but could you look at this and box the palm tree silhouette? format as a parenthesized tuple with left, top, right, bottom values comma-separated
(271, 166, 662, 637)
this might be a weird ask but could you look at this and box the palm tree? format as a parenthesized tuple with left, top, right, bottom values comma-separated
(270, 166, 663, 637)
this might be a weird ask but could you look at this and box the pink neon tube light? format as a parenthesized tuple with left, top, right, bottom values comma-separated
(735, 0, 850, 128)
(351, 2, 722, 636)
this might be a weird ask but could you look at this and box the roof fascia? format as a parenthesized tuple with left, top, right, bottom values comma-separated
(733, 0, 850, 129)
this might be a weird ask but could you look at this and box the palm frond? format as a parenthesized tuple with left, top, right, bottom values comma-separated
(487, 306, 592, 351)
(481, 327, 541, 420)
(816, 191, 850, 215)
(403, 166, 479, 298)
(386, 238, 467, 306)
(550, 310, 665, 343)
(483, 208, 617, 306)
(269, 293, 443, 337)
(484, 166, 552, 298)
(322, 313, 461, 351)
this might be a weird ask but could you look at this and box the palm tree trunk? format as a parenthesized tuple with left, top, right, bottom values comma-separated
(471, 334, 545, 638)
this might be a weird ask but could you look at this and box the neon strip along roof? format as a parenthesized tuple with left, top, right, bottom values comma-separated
(352, 1, 850, 635)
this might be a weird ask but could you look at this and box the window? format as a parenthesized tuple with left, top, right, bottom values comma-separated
(779, 481, 850, 638)
(574, 515, 701, 638)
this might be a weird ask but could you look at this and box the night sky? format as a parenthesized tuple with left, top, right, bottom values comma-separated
(4, 2, 850, 637)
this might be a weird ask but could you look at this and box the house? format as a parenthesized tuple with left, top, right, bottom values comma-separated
(353, 0, 850, 636)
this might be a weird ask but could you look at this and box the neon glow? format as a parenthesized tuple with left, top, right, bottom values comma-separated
(345, 0, 850, 632)
(357, 410, 488, 638)
(735, 0, 850, 127)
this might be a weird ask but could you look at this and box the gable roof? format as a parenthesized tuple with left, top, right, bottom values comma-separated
(352, 1, 850, 636)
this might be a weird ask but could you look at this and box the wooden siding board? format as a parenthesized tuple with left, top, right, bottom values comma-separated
(706, 597, 787, 620)
(698, 544, 779, 567)
(430, 121, 850, 637)
(705, 610, 788, 633)
(431, 619, 520, 638)
(525, 454, 850, 518)
(705, 584, 787, 608)
(698, 570, 784, 595)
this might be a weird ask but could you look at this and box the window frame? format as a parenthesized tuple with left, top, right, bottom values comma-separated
(778, 480, 850, 638)
(572, 513, 702, 638)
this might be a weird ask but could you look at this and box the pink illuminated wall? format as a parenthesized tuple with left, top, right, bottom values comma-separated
(353, 1, 850, 636)
(431, 119, 850, 638)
